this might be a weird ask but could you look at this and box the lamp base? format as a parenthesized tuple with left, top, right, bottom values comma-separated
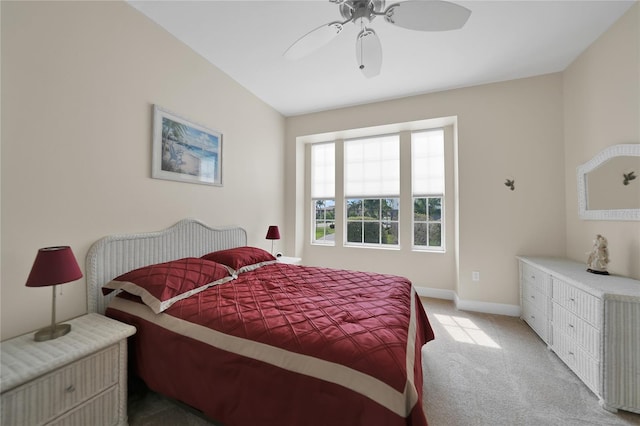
(34, 323, 71, 342)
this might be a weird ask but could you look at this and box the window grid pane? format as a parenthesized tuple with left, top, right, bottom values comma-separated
(345, 197, 399, 247)
(313, 198, 335, 244)
(413, 196, 443, 249)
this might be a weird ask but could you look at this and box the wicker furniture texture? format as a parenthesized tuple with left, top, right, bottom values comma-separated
(1, 313, 136, 425)
(518, 256, 640, 414)
(86, 219, 247, 315)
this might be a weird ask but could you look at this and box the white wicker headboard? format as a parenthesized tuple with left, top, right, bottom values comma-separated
(86, 218, 247, 314)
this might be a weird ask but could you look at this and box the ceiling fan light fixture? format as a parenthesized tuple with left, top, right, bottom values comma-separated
(356, 27, 382, 78)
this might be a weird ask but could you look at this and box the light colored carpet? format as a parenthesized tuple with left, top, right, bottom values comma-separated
(127, 297, 640, 426)
(421, 298, 639, 426)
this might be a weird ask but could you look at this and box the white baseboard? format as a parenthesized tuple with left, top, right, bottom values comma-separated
(415, 286, 456, 300)
(415, 286, 521, 317)
(454, 295, 521, 317)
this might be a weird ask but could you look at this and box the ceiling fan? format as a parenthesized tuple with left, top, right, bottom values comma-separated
(284, 0, 471, 78)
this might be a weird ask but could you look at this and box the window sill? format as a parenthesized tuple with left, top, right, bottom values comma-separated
(343, 243, 401, 251)
(412, 247, 446, 253)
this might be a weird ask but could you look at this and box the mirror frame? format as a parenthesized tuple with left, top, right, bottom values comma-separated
(577, 143, 640, 221)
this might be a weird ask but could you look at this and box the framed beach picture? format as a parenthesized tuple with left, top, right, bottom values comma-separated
(152, 105, 222, 186)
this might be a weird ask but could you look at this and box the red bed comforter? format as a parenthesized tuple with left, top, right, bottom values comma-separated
(106, 263, 434, 426)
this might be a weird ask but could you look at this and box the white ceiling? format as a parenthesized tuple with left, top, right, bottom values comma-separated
(128, 0, 635, 117)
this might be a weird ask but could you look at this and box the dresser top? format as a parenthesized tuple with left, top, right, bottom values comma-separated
(518, 256, 640, 300)
(0, 313, 135, 392)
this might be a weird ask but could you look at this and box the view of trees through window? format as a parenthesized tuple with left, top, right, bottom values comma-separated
(413, 197, 442, 247)
(346, 198, 399, 245)
(314, 199, 335, 243)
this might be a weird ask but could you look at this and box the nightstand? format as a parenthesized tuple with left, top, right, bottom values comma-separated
(1, 313, 136, 426)
(277, 256, 302, 265)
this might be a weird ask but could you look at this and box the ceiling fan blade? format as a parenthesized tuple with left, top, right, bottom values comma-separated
(284, 22, 344, 60)
(384, 0, 471, 31)
(356, 28, 382, 78)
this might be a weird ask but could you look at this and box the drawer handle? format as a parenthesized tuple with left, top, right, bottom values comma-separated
(568, 351, 574, 356)
(530, 315, 535, 319)
(65, 385, 76, 393)
(569, 297, 575, 302)
(530, 295, 535, 299)
(568, 324, 574, 329)
(530, 275, 536, 279)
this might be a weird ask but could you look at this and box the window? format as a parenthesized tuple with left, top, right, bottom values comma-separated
(308, 127, 447, 251)
(344, 135, 400, 247)
(311, 143, 335, 245)
(412, 129, 445, 250)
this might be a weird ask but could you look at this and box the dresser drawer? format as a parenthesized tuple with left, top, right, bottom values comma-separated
(521, 263, 551, 295)
(522, 282, 548, 315)
(552, 278, 601, 327)
(48, 386, 118, 426)
(1, 345, 119, 426)
(552, 302, 600, 359)
(522, 300, 548, 342)
(552, 328, 600, 395)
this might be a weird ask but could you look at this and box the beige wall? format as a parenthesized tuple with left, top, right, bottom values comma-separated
(285, 74, 566, 310)
(1, 1, 285, 340)
(564, 3, 640, 279)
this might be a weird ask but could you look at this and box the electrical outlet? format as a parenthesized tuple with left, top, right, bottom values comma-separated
(472, 271, 480, 282)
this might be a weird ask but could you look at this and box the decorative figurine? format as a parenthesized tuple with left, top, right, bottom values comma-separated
(586, 234, 610, 275)
(504, 179, 515, 191)
(623, 171, 636, 186)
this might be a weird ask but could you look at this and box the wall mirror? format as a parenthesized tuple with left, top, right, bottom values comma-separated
(577, 144, 640, 221)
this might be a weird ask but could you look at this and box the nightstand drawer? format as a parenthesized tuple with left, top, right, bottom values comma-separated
(48, 386, 118, 426)
(1, 345, 118, 426)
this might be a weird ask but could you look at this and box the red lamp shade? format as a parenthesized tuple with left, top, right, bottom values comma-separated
(265, 226, 281, 240)
(26, 246, 83, 288)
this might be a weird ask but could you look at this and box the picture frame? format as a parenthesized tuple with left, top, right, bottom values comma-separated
(152, 105, 223, 186)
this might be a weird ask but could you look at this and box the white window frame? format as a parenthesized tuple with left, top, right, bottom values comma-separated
(345, 197, 400, 247)
(412, 129, 445, 252)
(307, 124, 449, 253)
(313, 198, 336, 245)
(343, 134, 400, 249)
(412, 196, 444, 251)
(311, 142, 336, 246)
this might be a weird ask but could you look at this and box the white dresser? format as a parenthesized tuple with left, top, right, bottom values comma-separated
(518, 256, 640, 414)
(1, 314, 136, 425)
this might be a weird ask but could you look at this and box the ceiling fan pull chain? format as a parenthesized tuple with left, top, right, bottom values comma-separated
(359, 20, 365, 70)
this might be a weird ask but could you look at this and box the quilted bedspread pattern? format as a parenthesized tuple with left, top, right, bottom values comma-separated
(107, 263, 434, 426)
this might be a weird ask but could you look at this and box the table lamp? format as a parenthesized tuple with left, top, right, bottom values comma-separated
(26, 246, 83, 342)
(265, 226, 280, 255)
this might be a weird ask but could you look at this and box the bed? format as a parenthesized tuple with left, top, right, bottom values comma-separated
(86, 219, 435, 426)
